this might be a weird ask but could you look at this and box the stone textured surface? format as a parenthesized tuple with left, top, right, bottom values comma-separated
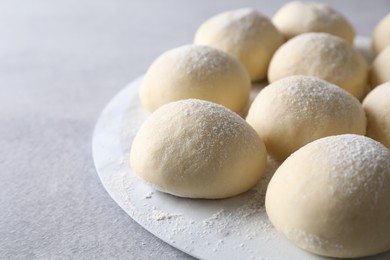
(0, 0, 388, 259)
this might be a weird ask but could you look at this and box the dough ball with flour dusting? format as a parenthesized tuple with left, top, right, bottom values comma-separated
(373, 12, 390, 55)
(272, 1, 355, 44)
(194, 8, 284, 81)
(130, 99, 267, 199)
(268, 33, 368, 100)
(370, 46, 390, 88)
(266, 134, 390, 258)
(140, 45, 250, 113)
(246, 76, 366, 161)
(363, 81, 390, 149)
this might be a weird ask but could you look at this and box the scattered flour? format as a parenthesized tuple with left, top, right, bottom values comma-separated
(143, 191, 154, 199)
(152, 209, 182, 221)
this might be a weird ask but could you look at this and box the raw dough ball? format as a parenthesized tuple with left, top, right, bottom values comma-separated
(370, 45, 390, 87)
(373, 12, 390, 55)
(140, 45, 250, 113)
(363, 82, 390, 149)
(246, 76, 366, 161)
(272, 1, 355, 44)
(194, 8, 284, 81)
(268, 32, 368, 100)
(130, 99, 267, 199)
(266, 134, 390, 258)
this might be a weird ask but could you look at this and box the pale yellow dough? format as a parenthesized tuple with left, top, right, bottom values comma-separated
(373, 12, 390, 55)
(130, 99, 267, 199)
(272, 1, 355, 44)
(246, 76, 366, 161)
(194, 8, 283, 81)
(370, 46, 390, 88)
(266, 134, 390, 258)
(140, 45, 250, 113)
(363, 82, 390, 149)
(268, 32, 368, 100)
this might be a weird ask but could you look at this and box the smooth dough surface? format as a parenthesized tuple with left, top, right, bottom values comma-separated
(370, 46, 390, 87)
(246, 76, 366, 161)
(140, 45, 250, 113)
(373, 12, 390, 54)
(268, 32, 368, 100)
(194, 8, 283, 81)
(266, 134, 390, 258)
(130, 99, 267, 199)
(363, 82, 390, 149)
(272, 1, 355, 43)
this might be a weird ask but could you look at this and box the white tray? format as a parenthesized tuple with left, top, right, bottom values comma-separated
(92, 37, 390, 260)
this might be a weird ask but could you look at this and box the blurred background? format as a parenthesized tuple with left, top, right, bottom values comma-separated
(1, 0, 389, 259)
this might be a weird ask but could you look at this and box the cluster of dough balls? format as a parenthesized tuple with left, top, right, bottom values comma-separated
(260, 8, 390, 258)
(130, 2, 390, 258)
(136, 7, 288, 201)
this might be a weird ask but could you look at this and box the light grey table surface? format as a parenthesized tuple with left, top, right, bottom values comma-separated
(1, 0, 389, 259)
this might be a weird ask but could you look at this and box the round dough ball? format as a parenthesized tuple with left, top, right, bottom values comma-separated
(370, 45, 390, 88)
(130, 99, 267, 199)
(268, 32, 368, 100)
(363, 82, 390, 149)
(272, 1, 355, 44)
(246, 76, 366, 161)
(140, 45, 250, 113)
(265, 134, 390, 258)
(373, 12, 390, 55)
(194, 8, 284, 81)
